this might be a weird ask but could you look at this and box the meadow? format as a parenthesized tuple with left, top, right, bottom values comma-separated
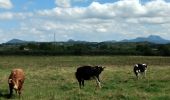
(0, 56, 169, 100)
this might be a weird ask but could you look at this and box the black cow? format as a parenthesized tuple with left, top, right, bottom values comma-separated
(133, 64, 147, 79)
(75, 65, 105, 88)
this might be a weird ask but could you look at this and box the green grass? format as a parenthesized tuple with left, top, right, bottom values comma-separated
(0, 56, 169, 100)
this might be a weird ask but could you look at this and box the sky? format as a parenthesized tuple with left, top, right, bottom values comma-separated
(0, 0, 170, 43)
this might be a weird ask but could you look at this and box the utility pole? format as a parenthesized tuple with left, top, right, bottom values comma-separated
(54, 33, 56, 43)
(54, 33, 56, 50)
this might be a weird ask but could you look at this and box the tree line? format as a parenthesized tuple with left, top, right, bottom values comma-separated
(0, 42, 170, 56)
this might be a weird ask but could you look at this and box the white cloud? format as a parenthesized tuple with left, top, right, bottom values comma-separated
(0, 0, 12, 9)
(145, 0, 170, 17)
(0, 12, 13, 20)
(35, 0, 170, 41)
(55, 0, 71, 8)
(113, 0, 146, 17)
(39, 0, 170, 20)
(0, 12, 33, 20)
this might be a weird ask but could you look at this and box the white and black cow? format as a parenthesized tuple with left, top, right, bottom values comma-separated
(133, 64, 147, 79)
(75, 65, 105, 88)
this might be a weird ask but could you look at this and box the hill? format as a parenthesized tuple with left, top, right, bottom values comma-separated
(6, 39, 27, 44)
(121, 35, 170, 44)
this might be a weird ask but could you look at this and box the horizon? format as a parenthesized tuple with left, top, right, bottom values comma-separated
(1, 0, 170, 43)
(5, 34, 170, 44)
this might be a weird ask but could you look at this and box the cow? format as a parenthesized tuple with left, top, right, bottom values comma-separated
(133, 64, 147, 79)
(75, 65, 105, 88)
(8, 69, 25, 98)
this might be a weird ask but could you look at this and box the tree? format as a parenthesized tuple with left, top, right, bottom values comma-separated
(136, 44, 153, 55)
(158, 45, 170, 56)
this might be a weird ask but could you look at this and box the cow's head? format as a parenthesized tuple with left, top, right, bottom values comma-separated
(142, 64, 147, 70)
(94, 66, 105, 73)
(8, 79, 19, 90)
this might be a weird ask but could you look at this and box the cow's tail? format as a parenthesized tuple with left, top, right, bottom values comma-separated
(75, 71, 81, 81)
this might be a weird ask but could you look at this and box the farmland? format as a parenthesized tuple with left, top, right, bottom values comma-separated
(0, 56, 170, 100)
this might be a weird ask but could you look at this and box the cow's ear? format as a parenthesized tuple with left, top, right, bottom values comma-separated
(8, 79, 12, 83)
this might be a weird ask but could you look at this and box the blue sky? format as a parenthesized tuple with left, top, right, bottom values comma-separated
(0, 0, 170, 43)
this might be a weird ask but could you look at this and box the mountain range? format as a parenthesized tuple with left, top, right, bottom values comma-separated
(120, 35, 170, 44)
(5, 35, 170, 44)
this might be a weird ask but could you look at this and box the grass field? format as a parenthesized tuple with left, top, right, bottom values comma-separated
(0, 56, 170, 100)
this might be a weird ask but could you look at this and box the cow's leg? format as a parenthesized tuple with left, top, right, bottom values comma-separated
(141, 71, 146, 78)
(81, 79, 84, 87)
(95, 76, 101, 88)
(9, 84, 13, 98)
(18, 84, 23, 98)
(78, 79, 82, 89)
(135, 73, 139, 79)
(18, 90, 21, 98)
(134, 70, 139, 79)
(144, 70, 147, 78)
(15, 89, 18, 94)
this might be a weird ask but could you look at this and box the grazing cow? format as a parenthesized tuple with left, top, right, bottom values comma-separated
(8, 69, 25, 98)
(133, 64, 147, 79)
(75, 65, 105, 88)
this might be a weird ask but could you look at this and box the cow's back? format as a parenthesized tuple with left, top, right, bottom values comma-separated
(9, 69, 25, 80)
(134, 64, 146, 72)
(76, 66, 94, 80)
(138, 64, 146, 72)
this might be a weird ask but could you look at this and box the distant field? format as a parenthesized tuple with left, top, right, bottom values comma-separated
(0, 56, 169, 100)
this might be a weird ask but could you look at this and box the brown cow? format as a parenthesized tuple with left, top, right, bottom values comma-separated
(8, 69, 25, 98)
